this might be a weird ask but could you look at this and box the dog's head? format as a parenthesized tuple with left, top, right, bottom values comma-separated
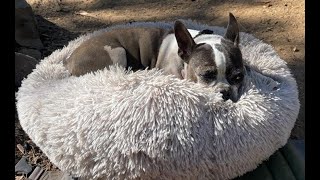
(174, 13, 246, 102)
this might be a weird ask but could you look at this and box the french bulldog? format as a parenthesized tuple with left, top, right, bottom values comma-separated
(63, 13, 246, 102)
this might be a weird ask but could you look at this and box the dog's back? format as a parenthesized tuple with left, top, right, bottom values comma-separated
(64, 27, 168, 76)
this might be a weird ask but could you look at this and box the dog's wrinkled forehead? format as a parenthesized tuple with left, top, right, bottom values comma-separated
(192, 34, 242, 73)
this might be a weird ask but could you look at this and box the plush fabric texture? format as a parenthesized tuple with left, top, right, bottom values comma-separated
(16, 20, 300, 180)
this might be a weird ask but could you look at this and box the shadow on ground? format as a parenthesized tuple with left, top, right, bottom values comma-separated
(287, 60, 305, 139)
(35, 15, 81, 58)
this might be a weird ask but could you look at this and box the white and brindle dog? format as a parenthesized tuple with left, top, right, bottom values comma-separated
(63, 13, 246, 102)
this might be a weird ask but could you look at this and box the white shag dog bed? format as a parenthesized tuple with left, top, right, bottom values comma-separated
(16, 20, 300, 180)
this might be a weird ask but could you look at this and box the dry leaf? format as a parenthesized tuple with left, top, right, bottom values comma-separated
(17, 144, 25, 154)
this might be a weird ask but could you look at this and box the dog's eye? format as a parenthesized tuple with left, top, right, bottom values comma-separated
(230, 74, 244, 84)
(200, 70, 217, 80)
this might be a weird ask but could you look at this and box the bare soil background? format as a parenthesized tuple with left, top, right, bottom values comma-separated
(16, 0, 304, 177)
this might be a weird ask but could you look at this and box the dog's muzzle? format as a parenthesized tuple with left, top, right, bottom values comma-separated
(221, 88, 232, 101)
(219, 85, 240, 102)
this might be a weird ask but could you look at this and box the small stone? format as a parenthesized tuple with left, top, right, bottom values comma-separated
(24, 142, 31, 151)
(15, 157, 32, 175)
(293, 47, 299, 52)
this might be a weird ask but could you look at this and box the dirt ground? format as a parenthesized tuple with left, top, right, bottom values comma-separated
(16, 0, 305, 176)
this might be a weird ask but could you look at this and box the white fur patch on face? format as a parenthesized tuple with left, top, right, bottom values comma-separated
(182, 62, 188, 79)
(212, 44, 230, 91)
(103, 45, 127, 67)
(212, 44, 226, 78)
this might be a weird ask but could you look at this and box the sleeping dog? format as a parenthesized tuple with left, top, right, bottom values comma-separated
(63, 13, 246, 102)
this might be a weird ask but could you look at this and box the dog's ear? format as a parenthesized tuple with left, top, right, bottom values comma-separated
(224, 13, 240, 46)
(174, 20, 196, 63)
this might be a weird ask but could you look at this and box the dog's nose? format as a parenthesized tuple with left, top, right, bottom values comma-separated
(221, 89, 231, 101)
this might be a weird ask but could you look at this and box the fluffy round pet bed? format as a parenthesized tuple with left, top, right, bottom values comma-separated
(16, 20, 300, 180)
